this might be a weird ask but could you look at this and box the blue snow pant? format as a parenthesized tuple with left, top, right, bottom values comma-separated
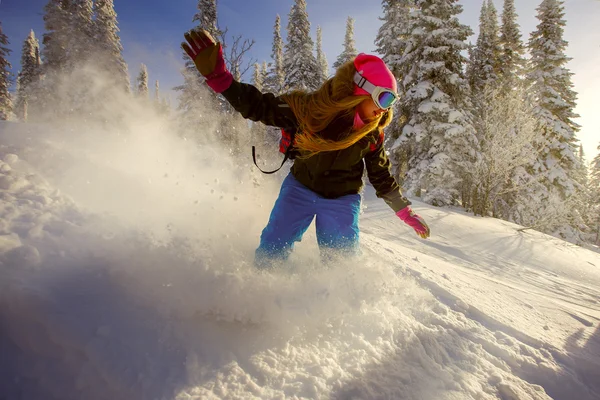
(255, 173, 361, 268)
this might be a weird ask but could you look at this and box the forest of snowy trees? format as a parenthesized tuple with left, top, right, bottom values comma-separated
(0, 0, 598, 246)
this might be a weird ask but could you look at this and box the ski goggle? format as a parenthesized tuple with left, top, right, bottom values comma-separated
(354, 71, 398, 110)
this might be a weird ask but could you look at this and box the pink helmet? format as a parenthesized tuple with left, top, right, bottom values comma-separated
(353, 53, 397, 96)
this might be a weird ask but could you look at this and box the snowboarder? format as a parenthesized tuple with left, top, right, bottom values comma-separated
(182, 29, 430, 268)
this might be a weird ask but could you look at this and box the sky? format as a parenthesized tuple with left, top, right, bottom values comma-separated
(1, 117, 599, 398)
(0, 0, 599, 158)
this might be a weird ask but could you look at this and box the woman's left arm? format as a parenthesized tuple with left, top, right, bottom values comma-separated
(364, 137, 410, 212)
(364, 139, 430, 238)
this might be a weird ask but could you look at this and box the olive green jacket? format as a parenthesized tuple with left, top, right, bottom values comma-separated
(221, 80, 410, 212)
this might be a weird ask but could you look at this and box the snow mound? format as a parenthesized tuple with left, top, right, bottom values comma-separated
(1, 120, 599, 399)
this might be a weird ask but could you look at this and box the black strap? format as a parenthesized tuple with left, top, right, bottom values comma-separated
(252, 146, 290, 174)
(252, 129, 296, 175)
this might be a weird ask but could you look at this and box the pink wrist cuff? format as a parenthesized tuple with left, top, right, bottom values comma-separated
(396, 206, 411, 220)
(206, 71, 233, 93)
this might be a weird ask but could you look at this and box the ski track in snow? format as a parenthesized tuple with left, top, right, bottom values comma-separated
(1, 121, 599, 400)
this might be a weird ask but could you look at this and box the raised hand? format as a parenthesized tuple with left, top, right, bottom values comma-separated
(181, 29, 232, 92)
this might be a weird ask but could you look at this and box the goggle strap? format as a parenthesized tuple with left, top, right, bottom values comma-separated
(354, 71, 378, 95)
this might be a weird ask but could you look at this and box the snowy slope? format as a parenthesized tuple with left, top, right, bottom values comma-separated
(0, 120, 599, 400)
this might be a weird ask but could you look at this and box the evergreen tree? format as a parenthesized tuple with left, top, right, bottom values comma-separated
(333, 17, 358, 69)
(572, 143, 594, 240)
(467, 0, 503, 196)
(590, 143, 600, 244)
(470, 86, 538, 217)
(261, 61, 268, 88)
(153, 80, 170, 115)
(15, 75, 26, 120)
(591, 144, 600, 195)
(154, 80, 160, 104)
(252, 63, 263, 92)
(94, 0, 130, 93)
(160, 96, 171, 116)
(42, 0, 70, 71)
(16, 30, 42, 121)
(265, 15, 285, 94)
(40, 0, 72, 116)
(137, 64, 148, 98)
(375, 0, 414, 77)
(175, 0, 221, 140)
(0, 21, 12, 120)
(69, 0, 94, 66)
(376, 0, 415, 179)
(575, 144, 588, 186)
(499, 0, 526, 90)
(193, 0, 222, 39)
(283, 0, 320, 91)
(186, 0, 221, 88)
(316, 26, 329, 84)
(527, 0, 581, 199)
(467, 0, 502, 96)
(522, 0, 585, 241)
(391, 0, 479, 206)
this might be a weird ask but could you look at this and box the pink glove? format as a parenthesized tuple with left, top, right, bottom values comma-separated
(396, 206, 430, 239)
(182, 29, 233, 93)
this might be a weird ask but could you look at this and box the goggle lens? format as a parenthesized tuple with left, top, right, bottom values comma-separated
(378, 91, 397, 109)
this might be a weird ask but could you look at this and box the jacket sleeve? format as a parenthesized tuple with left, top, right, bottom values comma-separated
(364, 137, 411, 212)
(220, 80, 297, 129)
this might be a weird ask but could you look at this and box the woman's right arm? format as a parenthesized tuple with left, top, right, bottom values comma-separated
(182, 29, 297, 129)
(221, 80, 297, 129)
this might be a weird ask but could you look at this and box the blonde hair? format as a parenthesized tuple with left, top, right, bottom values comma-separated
(281, 60, 393, 157)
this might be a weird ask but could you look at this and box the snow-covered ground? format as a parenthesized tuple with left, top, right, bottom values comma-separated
(1, 119, 599, 400)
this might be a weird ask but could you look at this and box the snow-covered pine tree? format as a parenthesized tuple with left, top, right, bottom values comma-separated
(467, 0, 504, 209)
(572, 143, 595, 241)
(574, 144, 588, 187)
(60, 0, 97, 116)
(467, 0, 502, 97)
(152, 81, 168, 115)
(375, 0, 414, 77)
(15, 75, 25, 120)
(333, 17, 358, 70)
(137, 64, 149, 98)
(375, 0, 415, 180)
(0, 21, 12, 120)
(261, 61, 268, 88)
(263, 17, 286, 145)
(40, 0, 71, 116)
(252, 63, 263, 92)
(193, 0, 254, 85)
(94, 0, 130, 93)
(69, 0, 94, 66)
(154, 80, 160, 104)
(16, 30, 42, 121)
(193, 0, 222, 39)
(183, 0, 221, 98)
(264, 15, 285, 94)
(175, 0, 221, 142)
(499, 0, 526, 91)
(470, 86, 538, 216)
(283, 0, 320, 91)
(160, 96, 171, 115)
(42, 0, 70, 71)
(590, 144, 600, 244)
(592, 144, 600, 193)
(316, 26, 329, 84)
(525, 0, 584, 240)
(391, 0, 479, 206)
